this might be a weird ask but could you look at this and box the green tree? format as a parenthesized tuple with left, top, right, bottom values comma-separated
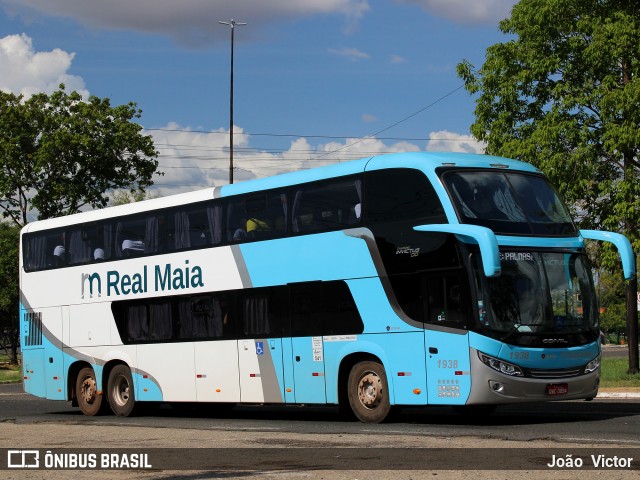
(0, 85, 160, 226)
(457, 0, 640, 371)
(598, 268, 627, 336)
(0, 222, 19, 364)
(110, 189, 161, 206)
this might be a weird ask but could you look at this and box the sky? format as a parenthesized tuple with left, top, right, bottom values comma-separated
(0, 0, 518, 197)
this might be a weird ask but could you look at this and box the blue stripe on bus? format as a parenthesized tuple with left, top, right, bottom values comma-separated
(238, 232, 377, 287)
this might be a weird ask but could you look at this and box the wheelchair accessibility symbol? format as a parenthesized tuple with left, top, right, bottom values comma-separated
(255, 341, 264, 355)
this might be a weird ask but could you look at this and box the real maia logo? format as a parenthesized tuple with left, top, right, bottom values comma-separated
(81, 260, 204, 298)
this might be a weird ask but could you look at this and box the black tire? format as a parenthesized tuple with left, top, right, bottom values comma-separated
(107, 365, 136, 417)
(75, 366, 105, 416)
(347, 360, 391, 423)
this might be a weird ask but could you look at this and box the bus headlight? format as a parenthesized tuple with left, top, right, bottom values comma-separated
(584, 355, 600, 374)
(478, 352, 524, 377)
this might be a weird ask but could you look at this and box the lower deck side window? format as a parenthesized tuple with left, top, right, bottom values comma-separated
(389, 272, 471, 329)
(112, 280, 364, 344)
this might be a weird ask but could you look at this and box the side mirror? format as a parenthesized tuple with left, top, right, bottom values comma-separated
(414, 224, 500, 277)
(580, 230, 636, 280)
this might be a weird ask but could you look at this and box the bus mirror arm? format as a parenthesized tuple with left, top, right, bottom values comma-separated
(413, 224, 501, 278)
(580, 230, 636, 280)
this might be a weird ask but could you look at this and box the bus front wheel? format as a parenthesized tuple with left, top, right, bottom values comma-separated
(347, 361, 391, 423)
(107, 365, 136, 417)
(76, 367, 104, 416)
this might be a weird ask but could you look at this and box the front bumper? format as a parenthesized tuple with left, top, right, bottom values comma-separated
(466, 348, 600, 404)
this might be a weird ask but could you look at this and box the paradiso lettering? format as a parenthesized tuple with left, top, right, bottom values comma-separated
(81, 260, 204, 298)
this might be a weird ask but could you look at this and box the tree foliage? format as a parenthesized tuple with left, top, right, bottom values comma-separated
(457, 0, 640, 264)
(0, 222, 19, 364)
(110, 189, 160, 206)
(0, 85, 160, 226)
(598, 267, 627, 333)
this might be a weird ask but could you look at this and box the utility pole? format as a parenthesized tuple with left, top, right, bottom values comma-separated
(219, 19, 246, 185)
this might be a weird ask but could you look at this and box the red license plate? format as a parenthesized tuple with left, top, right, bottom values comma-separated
(546, 383, 569, 396)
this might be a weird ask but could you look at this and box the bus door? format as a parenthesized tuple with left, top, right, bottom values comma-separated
(423, 275, 472, 405)
(237, 290, 287, 403)
(287, 283, 327, 404)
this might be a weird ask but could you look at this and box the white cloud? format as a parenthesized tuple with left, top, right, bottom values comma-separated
(390, 54, 407, 64)
(399, 0, 517, 25)
(0, 33, 88, 97)
(328, 47, 370, 61)
(148, 124, 488, 196)
(362, 113, 377, 123)
(3, 0, 370, 46)
(149, 124, 428, 195)
(425, 130, 485, 153)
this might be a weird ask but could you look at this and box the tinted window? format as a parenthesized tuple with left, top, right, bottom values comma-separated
(115, 214, 165, 258)
(23, 199, 225, 272)
(290, 281, 364, 336)
(235, 287, 289, 338)
(290, 282, 323, 337)
(120, 300, 173, 343)
(113, 281, 363, 344)
(389, 272, 470, 330)
(24, 230, 66, 270)
(364, 169, 445, 225)
(443, 171, 576, 236)
(168, 203, 222, 251)
(322, 281, 365, 335)
(177, 295, 226, 339)
(68, 223, 113, 265)
(227, 192, 288, 242)
(292, 178, 362, 233)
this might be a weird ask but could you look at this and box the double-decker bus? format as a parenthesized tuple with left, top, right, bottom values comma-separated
(19, 152, 634, 423)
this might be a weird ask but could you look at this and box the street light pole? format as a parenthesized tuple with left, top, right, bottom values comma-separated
(219, 19, 246, 185)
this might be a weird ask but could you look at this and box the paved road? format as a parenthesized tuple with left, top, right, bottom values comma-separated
(602, 344, 636, 359)
(1, 382, 639, 442)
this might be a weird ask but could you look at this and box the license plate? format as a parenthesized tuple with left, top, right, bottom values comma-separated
(546, 383, 568, 396)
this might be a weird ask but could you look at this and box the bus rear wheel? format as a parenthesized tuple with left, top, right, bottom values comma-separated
(347, 361, 391, 423)
(76, 367, 104, 416)
(107, 365, 136, 417)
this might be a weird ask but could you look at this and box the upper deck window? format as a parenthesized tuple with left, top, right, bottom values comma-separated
(364, 168, 445, 225)
(442, 170, 576, 236)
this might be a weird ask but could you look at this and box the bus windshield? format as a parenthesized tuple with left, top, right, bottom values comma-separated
(473, 252, 598, 344)
(443, 170, 576, 235)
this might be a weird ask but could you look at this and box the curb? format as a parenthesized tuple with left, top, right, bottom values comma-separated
(597, 391, 640, 399)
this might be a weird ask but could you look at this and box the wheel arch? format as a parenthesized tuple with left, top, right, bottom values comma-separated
(67, 360, 93, 406)
(337, 352, 396, 408)
(67, 358, 132, 406)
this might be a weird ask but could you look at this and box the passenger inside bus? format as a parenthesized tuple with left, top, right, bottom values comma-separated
(246, 217, 271, 238)
(122, 239, 145, 256)
(52, 245, 66, 266)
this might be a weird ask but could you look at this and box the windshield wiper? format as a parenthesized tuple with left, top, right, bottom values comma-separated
(500, 324, 534, 342)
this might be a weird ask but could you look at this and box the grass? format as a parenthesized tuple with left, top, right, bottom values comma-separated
(600, 356, 640, 389)
(0, 358, 21, 383)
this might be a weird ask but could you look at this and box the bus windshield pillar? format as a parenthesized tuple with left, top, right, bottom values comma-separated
(413, 224, 501, 278)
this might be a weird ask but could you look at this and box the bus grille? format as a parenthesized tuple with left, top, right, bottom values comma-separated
(24, 312, 43, 347)
(524, 367, 584, 379)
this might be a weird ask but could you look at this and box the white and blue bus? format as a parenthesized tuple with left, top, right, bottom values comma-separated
(19, 152, 634, 423)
